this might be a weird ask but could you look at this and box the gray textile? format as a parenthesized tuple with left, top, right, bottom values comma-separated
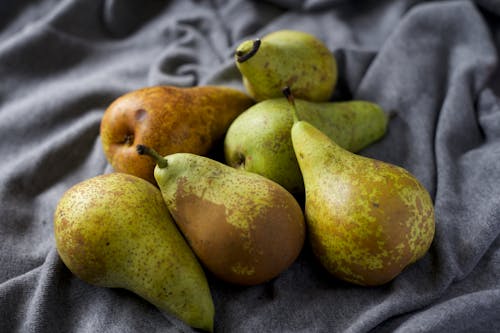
(1, 0, 499, 332)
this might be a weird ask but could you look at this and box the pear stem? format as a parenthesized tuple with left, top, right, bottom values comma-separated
(136, 145, 168, 169)
(282, 86, 300, 124)
(235, 39, 261, 63)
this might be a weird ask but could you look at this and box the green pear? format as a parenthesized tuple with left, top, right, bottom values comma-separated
(235, 30, 337, 102)
(137, 145, 305, 286)
(286, 90, 435, 286)
(224, 98, 388, 194)
(53, 173, 214, 332)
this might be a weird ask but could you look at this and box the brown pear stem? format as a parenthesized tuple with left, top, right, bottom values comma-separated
(282, 86, 300, 124)
(235, 39, 261, 63)
(136, 145, 168, 169)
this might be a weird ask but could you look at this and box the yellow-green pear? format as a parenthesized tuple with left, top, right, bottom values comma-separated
(286, 90, 435, 286)
(137, 145, 305, 286)
(53, 173, 214, 332)
(224, 98, 387, 194)
(235, 30, 337, 102)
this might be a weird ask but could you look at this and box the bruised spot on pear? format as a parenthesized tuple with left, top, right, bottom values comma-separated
(135, 108, 147, 121)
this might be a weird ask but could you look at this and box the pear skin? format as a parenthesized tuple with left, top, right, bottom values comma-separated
(53, 173, 214, 332)
(100, 85, 254, 184)
(138, 146, 305, 286)
(224, 98, 387, 193)
(235, 30, 337, 102)
(291, 120, 435, 286)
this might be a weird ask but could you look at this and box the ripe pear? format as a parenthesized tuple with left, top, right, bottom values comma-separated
(137, 145, 305, 286)
(100, 85, 254, 184)
(53, 173, 214, 332)
(286, 91, 435, 286)
(224, 98, 387, 194)
(235, 30, 337, 102)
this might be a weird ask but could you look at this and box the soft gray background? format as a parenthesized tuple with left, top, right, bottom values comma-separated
(1, 0, 499, 332)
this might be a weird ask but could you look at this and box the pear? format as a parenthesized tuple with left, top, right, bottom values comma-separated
(224, 98, 387, 194)
(235, 30, 337, 102)
(53, 173, 214, 332)
(285, 89, 435, 286)
(137, 145, 305, 286)
(100, 85, 254, 184)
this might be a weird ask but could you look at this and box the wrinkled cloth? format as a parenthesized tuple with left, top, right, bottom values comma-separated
(1, 0, 499, 332)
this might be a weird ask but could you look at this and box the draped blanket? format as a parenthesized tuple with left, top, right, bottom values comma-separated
(1, 1, 499, 332)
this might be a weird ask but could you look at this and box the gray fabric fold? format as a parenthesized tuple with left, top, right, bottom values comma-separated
(1, 0, 499, 332)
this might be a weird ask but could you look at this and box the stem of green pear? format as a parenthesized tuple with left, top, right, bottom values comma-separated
(235, 39, 261, 63)
(136, 145, 168, 169)
(282, 86, 300, 124)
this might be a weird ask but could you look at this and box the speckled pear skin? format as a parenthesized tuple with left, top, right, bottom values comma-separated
(235, 30, 337, 102)
(153, 153, 306, 286)
(291, 121, 435, 286)
(100, 85, 254, 184)
(53, 173, 215, 332)
(224, 98, 388, 194)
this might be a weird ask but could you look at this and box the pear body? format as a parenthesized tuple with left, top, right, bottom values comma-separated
(235, 30, 337, 102)
(153, 153, 305, 286)
(53, 173, 214, 332)
(224, 98, 387, 194)
(100, 85, 254, 183)
(291, 121, 435, 286)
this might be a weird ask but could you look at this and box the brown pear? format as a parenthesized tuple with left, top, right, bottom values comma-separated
(100, 85, 254, 183)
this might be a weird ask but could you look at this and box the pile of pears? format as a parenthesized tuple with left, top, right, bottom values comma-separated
(53, 30, 435, 332)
